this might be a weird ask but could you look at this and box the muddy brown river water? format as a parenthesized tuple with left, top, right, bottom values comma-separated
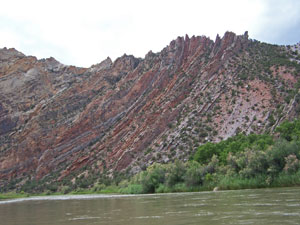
(0, 187, 300, 225)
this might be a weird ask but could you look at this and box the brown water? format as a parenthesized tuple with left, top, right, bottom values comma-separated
(0, 187, 300, 225)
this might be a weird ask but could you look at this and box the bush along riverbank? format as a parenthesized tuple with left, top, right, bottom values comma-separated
(119, 119, 300, 194)
(1, 119, 300, 198)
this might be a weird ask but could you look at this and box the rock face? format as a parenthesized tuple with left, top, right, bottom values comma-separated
(1, 32, 300, 188)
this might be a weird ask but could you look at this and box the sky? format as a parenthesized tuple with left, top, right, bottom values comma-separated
(0, 0, 299, 67)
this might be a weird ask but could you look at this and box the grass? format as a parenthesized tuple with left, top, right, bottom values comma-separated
(2, 181, 300, 200)
(0, 185, 121, 200)
(2, 172, 300, 200)
(0, 192, 30, 200)
(271, 171, 300, 187)
(215, 172, 300, 191)
(217, 175, 269, 190)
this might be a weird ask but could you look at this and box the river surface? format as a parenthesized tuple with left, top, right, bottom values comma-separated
(0, 187, 300, 225)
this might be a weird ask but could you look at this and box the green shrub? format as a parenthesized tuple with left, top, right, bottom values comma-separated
(283, 154, 300, 174)
(60, 186, 71, 194)
(235, 149, 268, 178)
(184, 161, 203, 187)
(92, 183, 106, 192)
(276, 119, 300, 141)
(165, 160, 186, 187)
(156, 184, 170, 193)
(194, 133, 273, 164)
(135, 163, 166, 193)
(267, 140, 300, 174)
(120, 184, 143, 194)
(194, 142, 219, 164)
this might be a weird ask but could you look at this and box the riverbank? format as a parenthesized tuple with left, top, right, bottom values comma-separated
(0, 188, 118, 200)
(1, 173, 300, 200)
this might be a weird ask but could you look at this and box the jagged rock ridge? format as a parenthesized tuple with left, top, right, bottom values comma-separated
(1, 32, 300, 188)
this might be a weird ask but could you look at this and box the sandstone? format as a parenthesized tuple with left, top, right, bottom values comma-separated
(0, 32, 300, 188)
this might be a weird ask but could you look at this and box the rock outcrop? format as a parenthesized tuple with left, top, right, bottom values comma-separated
(1, 32, 300, 188)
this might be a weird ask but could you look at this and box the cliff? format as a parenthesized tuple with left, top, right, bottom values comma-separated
(1, 32, 300, 189)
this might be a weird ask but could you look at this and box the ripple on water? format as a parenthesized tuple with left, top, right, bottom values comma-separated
(184, 203, 208, 207)
(271, 211, 300, 216)
(283, 212, 300, 216)
(140, 201, 156, 204)
(68, 216, 101, 221)
(233, 203, 278, 206)
(287, 203, 300, 206)
(238, 220, 256, 224)
(134, 216, 163, 219)
(194, 210, 214, 216)
(191, 197, 210, 200)
(111, 209, 121, 212)
(0, 194, 136, 205)
(286, 199, 297, 202)
(165, 211, 188, 215)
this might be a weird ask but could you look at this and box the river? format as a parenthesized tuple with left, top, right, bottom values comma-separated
(0, 187, 300, 225)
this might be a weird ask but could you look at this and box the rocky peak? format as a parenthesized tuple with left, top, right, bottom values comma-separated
(90, 57, 113, 72)
(41, 57, 65, 72)
(0, 47, 25, 61)
(212, 34, 222, 55)
(98, 57, 113, 70)
(112, 54, 141, 73)
(145, 50, 156, 60)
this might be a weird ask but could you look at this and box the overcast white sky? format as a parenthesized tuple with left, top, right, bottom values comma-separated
(0, 0, 299, 67)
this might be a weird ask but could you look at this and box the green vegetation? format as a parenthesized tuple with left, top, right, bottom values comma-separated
(0, 192, 30, 200)
(116, 120, 300, 194)
(194, 133, 273, 164)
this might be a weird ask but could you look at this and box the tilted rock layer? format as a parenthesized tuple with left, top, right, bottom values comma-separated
(1, 32, 300, 187)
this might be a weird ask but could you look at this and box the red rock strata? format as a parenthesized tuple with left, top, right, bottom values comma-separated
(0, 32, 299, 186)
